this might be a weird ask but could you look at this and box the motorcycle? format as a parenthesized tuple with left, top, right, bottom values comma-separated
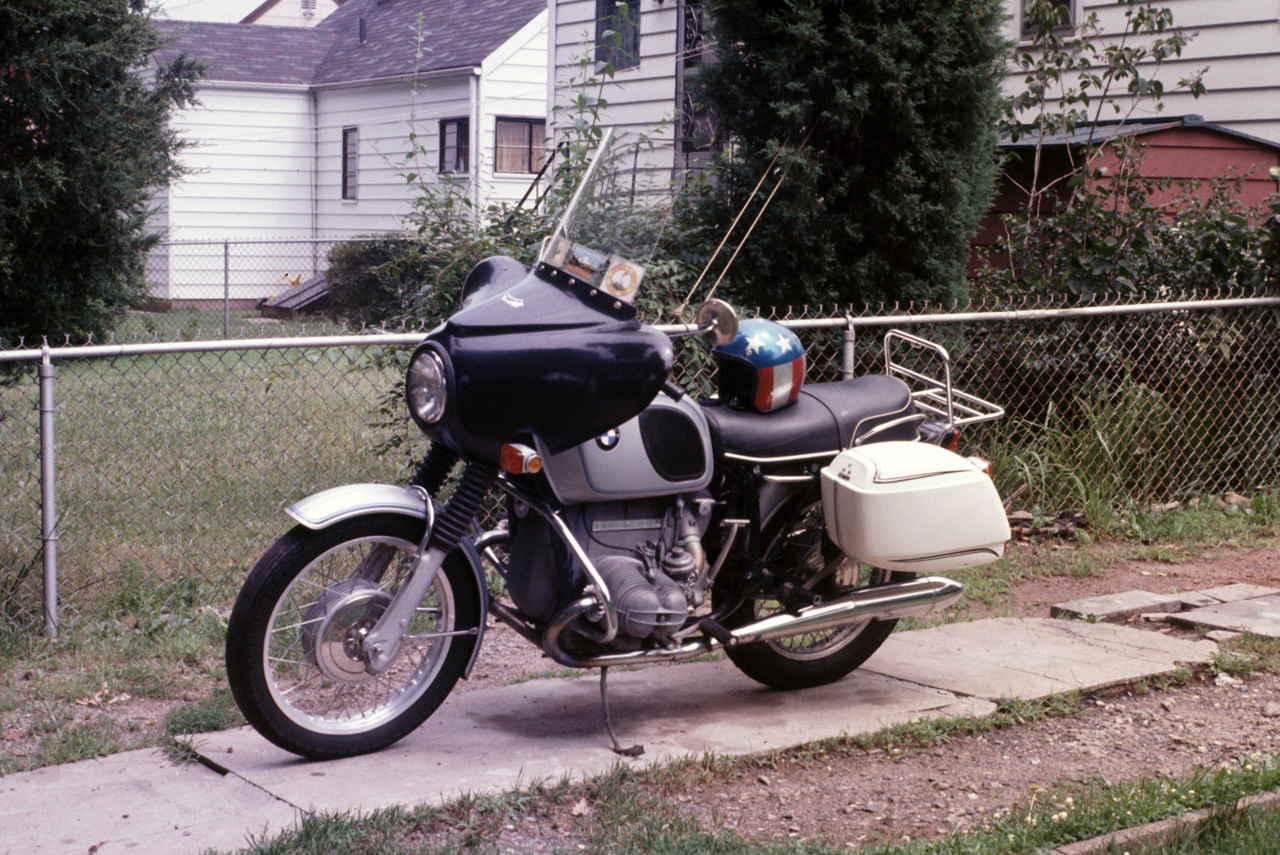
(225, 131, 1010, 760)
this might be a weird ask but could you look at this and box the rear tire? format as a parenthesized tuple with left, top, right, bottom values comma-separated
(226, 514, 480, 759)
(723, 500, 911, 690)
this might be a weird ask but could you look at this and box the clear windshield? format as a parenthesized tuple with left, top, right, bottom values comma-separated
(539, 130, 671, 303)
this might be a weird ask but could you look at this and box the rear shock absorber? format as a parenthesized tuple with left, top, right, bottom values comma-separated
(429, 460, 499, 552)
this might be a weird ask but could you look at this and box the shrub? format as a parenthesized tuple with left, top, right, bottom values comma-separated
(324, 238, 438, 328)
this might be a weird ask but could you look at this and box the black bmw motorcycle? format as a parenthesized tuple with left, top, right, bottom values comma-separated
(226, 132, 1008, 759)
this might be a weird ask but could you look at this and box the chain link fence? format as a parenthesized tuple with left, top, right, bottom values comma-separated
(3, 289, 1279, 634)
(132, 238, 386, 341)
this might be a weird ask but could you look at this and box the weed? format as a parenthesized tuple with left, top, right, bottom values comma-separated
(166, 687, 244, 736)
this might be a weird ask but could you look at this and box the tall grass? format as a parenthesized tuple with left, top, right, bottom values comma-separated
(1, 344, 425, 628)
(982, 372, 1280, 535)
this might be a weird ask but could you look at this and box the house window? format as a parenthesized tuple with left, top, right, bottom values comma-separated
(341, 127, 358, 200)
(439, 118, 470, 175)
(1021, 0, 1074, 39)
(596, 0, 640, 71)
(494, 118, 547, 174)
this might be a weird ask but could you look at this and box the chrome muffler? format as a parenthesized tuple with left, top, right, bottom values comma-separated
(508, 575, 963, 669)
(727, 575, 964, 646)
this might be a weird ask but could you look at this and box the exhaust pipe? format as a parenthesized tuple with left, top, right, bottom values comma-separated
(728, 575, 963, 646)
(498, 575, 963, 670)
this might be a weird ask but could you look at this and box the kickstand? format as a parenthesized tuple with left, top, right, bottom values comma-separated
(599, 667, 644, 757)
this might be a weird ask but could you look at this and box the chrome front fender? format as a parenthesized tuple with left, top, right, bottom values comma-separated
(285, 483, 490, 679)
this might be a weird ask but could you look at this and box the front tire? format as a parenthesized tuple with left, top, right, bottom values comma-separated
(226, 514, 480, 759)
(724, 500, 911, 690)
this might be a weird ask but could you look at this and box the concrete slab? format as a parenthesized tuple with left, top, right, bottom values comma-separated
(0, 747, 299, 855)
(1050, 590, 1184, 622)
(192, 658, 993, 814)
(1196, 584, 1280, 604)
(1168, 595, 1280, 638)
(0, 616, 1220, 855)
(1178, 592, 1221, 610)
(863, 618, 1217, 700)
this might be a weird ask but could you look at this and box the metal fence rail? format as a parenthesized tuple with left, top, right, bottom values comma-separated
(3, 290, 1279, 636)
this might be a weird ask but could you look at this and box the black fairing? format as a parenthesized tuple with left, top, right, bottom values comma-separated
(424, 260, 674, 459)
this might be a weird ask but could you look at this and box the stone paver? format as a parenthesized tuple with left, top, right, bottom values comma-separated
(1196, 584, 1280, 604)
(1050, 590, 1185, 622)
(193, 659, 993, 815)
(0, 747, 299, 855)
(864, 617, 1216, 700)
(1168, 594, 1280, 638)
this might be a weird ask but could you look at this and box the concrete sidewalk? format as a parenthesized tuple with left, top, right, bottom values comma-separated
(0, 618, 1216, 855)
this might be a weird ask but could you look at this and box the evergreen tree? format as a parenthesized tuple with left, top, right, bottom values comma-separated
(693, 0, 1006, 310)
(0, 0, 201, 346)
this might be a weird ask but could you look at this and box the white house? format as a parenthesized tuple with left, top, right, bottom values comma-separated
(152, 0, 548, 303)
(160, 0, 347, 27)
(549, 0, 1280, 161)
(1001, 0, 1280, 145)
(548, 0, 712, 179)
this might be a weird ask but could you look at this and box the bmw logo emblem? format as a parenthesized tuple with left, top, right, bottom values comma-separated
(596, 429, 620, 451)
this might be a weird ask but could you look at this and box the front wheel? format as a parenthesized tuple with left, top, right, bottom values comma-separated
(226, 514, 480, 759)
(723, 501, 912, 690)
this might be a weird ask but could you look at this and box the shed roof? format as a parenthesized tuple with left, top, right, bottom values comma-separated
(1001, 115, 1280, 152)
(156, 0, 545, 87)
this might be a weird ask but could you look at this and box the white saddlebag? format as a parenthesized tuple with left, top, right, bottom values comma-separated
(820, 442, 1010, 573)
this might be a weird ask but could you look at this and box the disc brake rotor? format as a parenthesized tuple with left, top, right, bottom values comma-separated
(301, 579, 398, 684)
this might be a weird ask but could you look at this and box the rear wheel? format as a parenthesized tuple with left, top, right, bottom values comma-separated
(226, 514, 480, 759)
(723, 500, 911, 690)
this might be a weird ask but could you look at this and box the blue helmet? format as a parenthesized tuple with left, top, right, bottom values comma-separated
(712, 318, 806, 412)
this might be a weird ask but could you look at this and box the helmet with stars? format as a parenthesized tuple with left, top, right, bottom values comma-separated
(711, 318, 806, 412)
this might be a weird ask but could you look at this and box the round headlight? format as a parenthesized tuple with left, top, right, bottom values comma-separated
(407, 348, 448, 425)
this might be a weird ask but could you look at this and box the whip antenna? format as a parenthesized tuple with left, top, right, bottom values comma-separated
(676, 138, 789, 317)
(696, 128, 814, 308)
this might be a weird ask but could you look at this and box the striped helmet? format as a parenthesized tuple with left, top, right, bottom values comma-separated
(712, 318, 806, 413)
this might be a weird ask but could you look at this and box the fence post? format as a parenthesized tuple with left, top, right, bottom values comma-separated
(38, 347, 59, 641)
(840, 315, 856, 380)
(223, 240, 231, 339)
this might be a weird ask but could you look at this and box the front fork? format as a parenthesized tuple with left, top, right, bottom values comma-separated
(361, 449, 495, 672)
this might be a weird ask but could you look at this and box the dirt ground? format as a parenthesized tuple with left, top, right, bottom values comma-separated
(460, 539, 1280, 849)
(6, 539, 1280, 850)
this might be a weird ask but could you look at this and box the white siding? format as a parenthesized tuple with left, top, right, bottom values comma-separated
(479, 11, 550, 207)
(249, 0, 343, 27)
(1003, 0, 1280, 143)
(314, 78, 474, 236)
(165, 84, 315, 299)
(551, 0, 680, 174)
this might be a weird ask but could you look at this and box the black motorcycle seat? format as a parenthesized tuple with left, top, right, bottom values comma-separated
(698, 375, 917, 461)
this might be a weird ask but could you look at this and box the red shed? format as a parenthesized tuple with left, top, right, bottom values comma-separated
(975, 115, 1280, 254)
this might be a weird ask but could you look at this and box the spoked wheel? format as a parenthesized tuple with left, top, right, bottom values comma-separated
(226, 514, 480, 759)
(724, 500, 911, 690)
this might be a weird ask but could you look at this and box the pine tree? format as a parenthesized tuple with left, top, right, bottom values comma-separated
(694, 0, 1006, 310)
(0, 0, 201, 346)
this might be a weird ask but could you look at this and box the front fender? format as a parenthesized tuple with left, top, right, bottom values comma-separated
(287, 483, 432, 530)
(285, 483, 490, 679)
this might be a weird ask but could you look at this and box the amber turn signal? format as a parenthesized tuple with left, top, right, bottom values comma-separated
(500, 443, 543, 475)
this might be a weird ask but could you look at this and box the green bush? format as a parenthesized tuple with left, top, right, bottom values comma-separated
(324, 238, 438, 328)
(688, 0, 1007, 310)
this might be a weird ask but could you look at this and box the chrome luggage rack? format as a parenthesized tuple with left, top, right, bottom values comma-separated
(884, 330, 1004, 428)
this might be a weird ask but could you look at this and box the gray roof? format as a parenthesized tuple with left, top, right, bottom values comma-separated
(156, 0, 545, 87)
(314, 0, 546, 84)
(156, 21, 336, 85)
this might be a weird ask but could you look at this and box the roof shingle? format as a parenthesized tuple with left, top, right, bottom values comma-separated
(155, 0, 545, 88)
